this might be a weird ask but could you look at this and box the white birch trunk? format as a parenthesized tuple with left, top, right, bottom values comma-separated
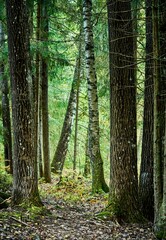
(83, 0, 108, 193)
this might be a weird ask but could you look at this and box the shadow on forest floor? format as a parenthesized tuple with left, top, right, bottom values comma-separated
(0, 174, 156, 240)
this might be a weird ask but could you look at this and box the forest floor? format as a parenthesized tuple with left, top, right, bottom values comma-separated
(0, 173, 157, 240)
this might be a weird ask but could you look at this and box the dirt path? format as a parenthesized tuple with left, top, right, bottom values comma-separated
(0, 197, 156, 240)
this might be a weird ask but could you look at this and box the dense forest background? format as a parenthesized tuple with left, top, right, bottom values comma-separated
(0, 0, 166, 239)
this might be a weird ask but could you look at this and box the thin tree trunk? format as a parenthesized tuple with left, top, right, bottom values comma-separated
(6, 0, 41, 206)
(0, 22, 12, 173)
(83, 0, 109, 193)
(73, 83, 80, 172)
(139, 0, 154, 221)
(51, 50, 82, 174)
(35, 0, 42, 178)
(107, 0, 140, 222)
(40, 0, 51, 183)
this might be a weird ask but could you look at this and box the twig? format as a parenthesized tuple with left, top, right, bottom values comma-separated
(0, 197, 11, 205)
(10, 216, 29, 227)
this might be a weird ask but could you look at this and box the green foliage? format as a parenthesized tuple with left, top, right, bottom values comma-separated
(0, 169, 12, 192)
(39, 171, 108, 204)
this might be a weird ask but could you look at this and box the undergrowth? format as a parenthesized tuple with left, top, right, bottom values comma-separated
(39, 170, 108, 205)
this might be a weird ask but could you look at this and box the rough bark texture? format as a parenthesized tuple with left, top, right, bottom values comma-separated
(107, 0, 140, 222)
(153, 0, 166, 238)
(83, 128, 91, 177)
(83, 0, 109, 193)
(0, 22, 12, 173)
(139, 0, 154, 221)
(51, 53, 81, 174)
(6, 0, 41, 206)
(41, 0, 51, 183)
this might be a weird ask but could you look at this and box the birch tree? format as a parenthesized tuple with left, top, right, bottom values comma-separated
(83, 0, 109, 193)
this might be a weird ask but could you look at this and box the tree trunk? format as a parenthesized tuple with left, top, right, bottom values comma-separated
(0, 22, 12, 173)
(139, 0, 154, 221)
(35, 0, 42, 178)
(40, 0, 51, 183)
(83, 0, 109, 193)
(153, 0, 166, 237)
(73, 82, 80, 173)
(6, 0, 41, 206)
(107, 0, 140, 222)
(83, 127, 91, 177)
(51, 50, 82, 175)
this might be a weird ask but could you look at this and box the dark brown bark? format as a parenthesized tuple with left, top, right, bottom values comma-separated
(41, 0, 51, 183)
(34, 0, 42, 178)
(139, 0, 154, 221)
(1, 66, 13, 173)
(153, 0, 166, 237)
(0, 22, 12, 173)
(107, 0, 140, 222)
(6, 0, 41, 206)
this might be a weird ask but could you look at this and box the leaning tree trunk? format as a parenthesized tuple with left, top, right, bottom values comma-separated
(51, 48, 82, 174)
(139, 0, 154, 221)
(153, 0, 166, 238)
(40, 0, 51, 183)
(83, 0, 109, 193)
(6, 0, 41, 206)
(0, 22, 12, 173)
(107, 0, 140, 222)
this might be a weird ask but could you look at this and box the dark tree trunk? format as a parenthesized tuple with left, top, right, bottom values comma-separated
(51, 52, 82, 174)
(40, 0, 51, 183)
(6, 0, 41, 206)
(0, 22, 12, 173)
(107, 0, 140, 222)
(83, 0, 109, 193)
(139, 0, 154, 221)
(153, 0, 166, 238)
(34, 0, 42, 178)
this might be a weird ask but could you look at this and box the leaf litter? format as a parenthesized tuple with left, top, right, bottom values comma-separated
(0, 174, 157, 240)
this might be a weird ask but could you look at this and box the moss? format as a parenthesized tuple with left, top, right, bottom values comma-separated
(0, 171, 12, 192)
(96, 211, 114, 220)
(155, 222, 166, 239)
(105, 196, 145, 223)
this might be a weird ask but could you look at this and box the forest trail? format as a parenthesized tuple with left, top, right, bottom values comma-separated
(0, 177, 156, 240)
(0, 198, 156, 240)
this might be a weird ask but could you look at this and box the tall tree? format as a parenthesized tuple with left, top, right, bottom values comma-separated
(153, 0, 166, 237)
(34, 0, 42, 176)
(51, 49, 82, 174)
(40, 0, 51, 182)
(0, 20, 12, 173)
(83, 0, 109, 193)
(139, 0, 154, 221)
(6, 0, 41, 206)
(107, 0, 140, 221)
